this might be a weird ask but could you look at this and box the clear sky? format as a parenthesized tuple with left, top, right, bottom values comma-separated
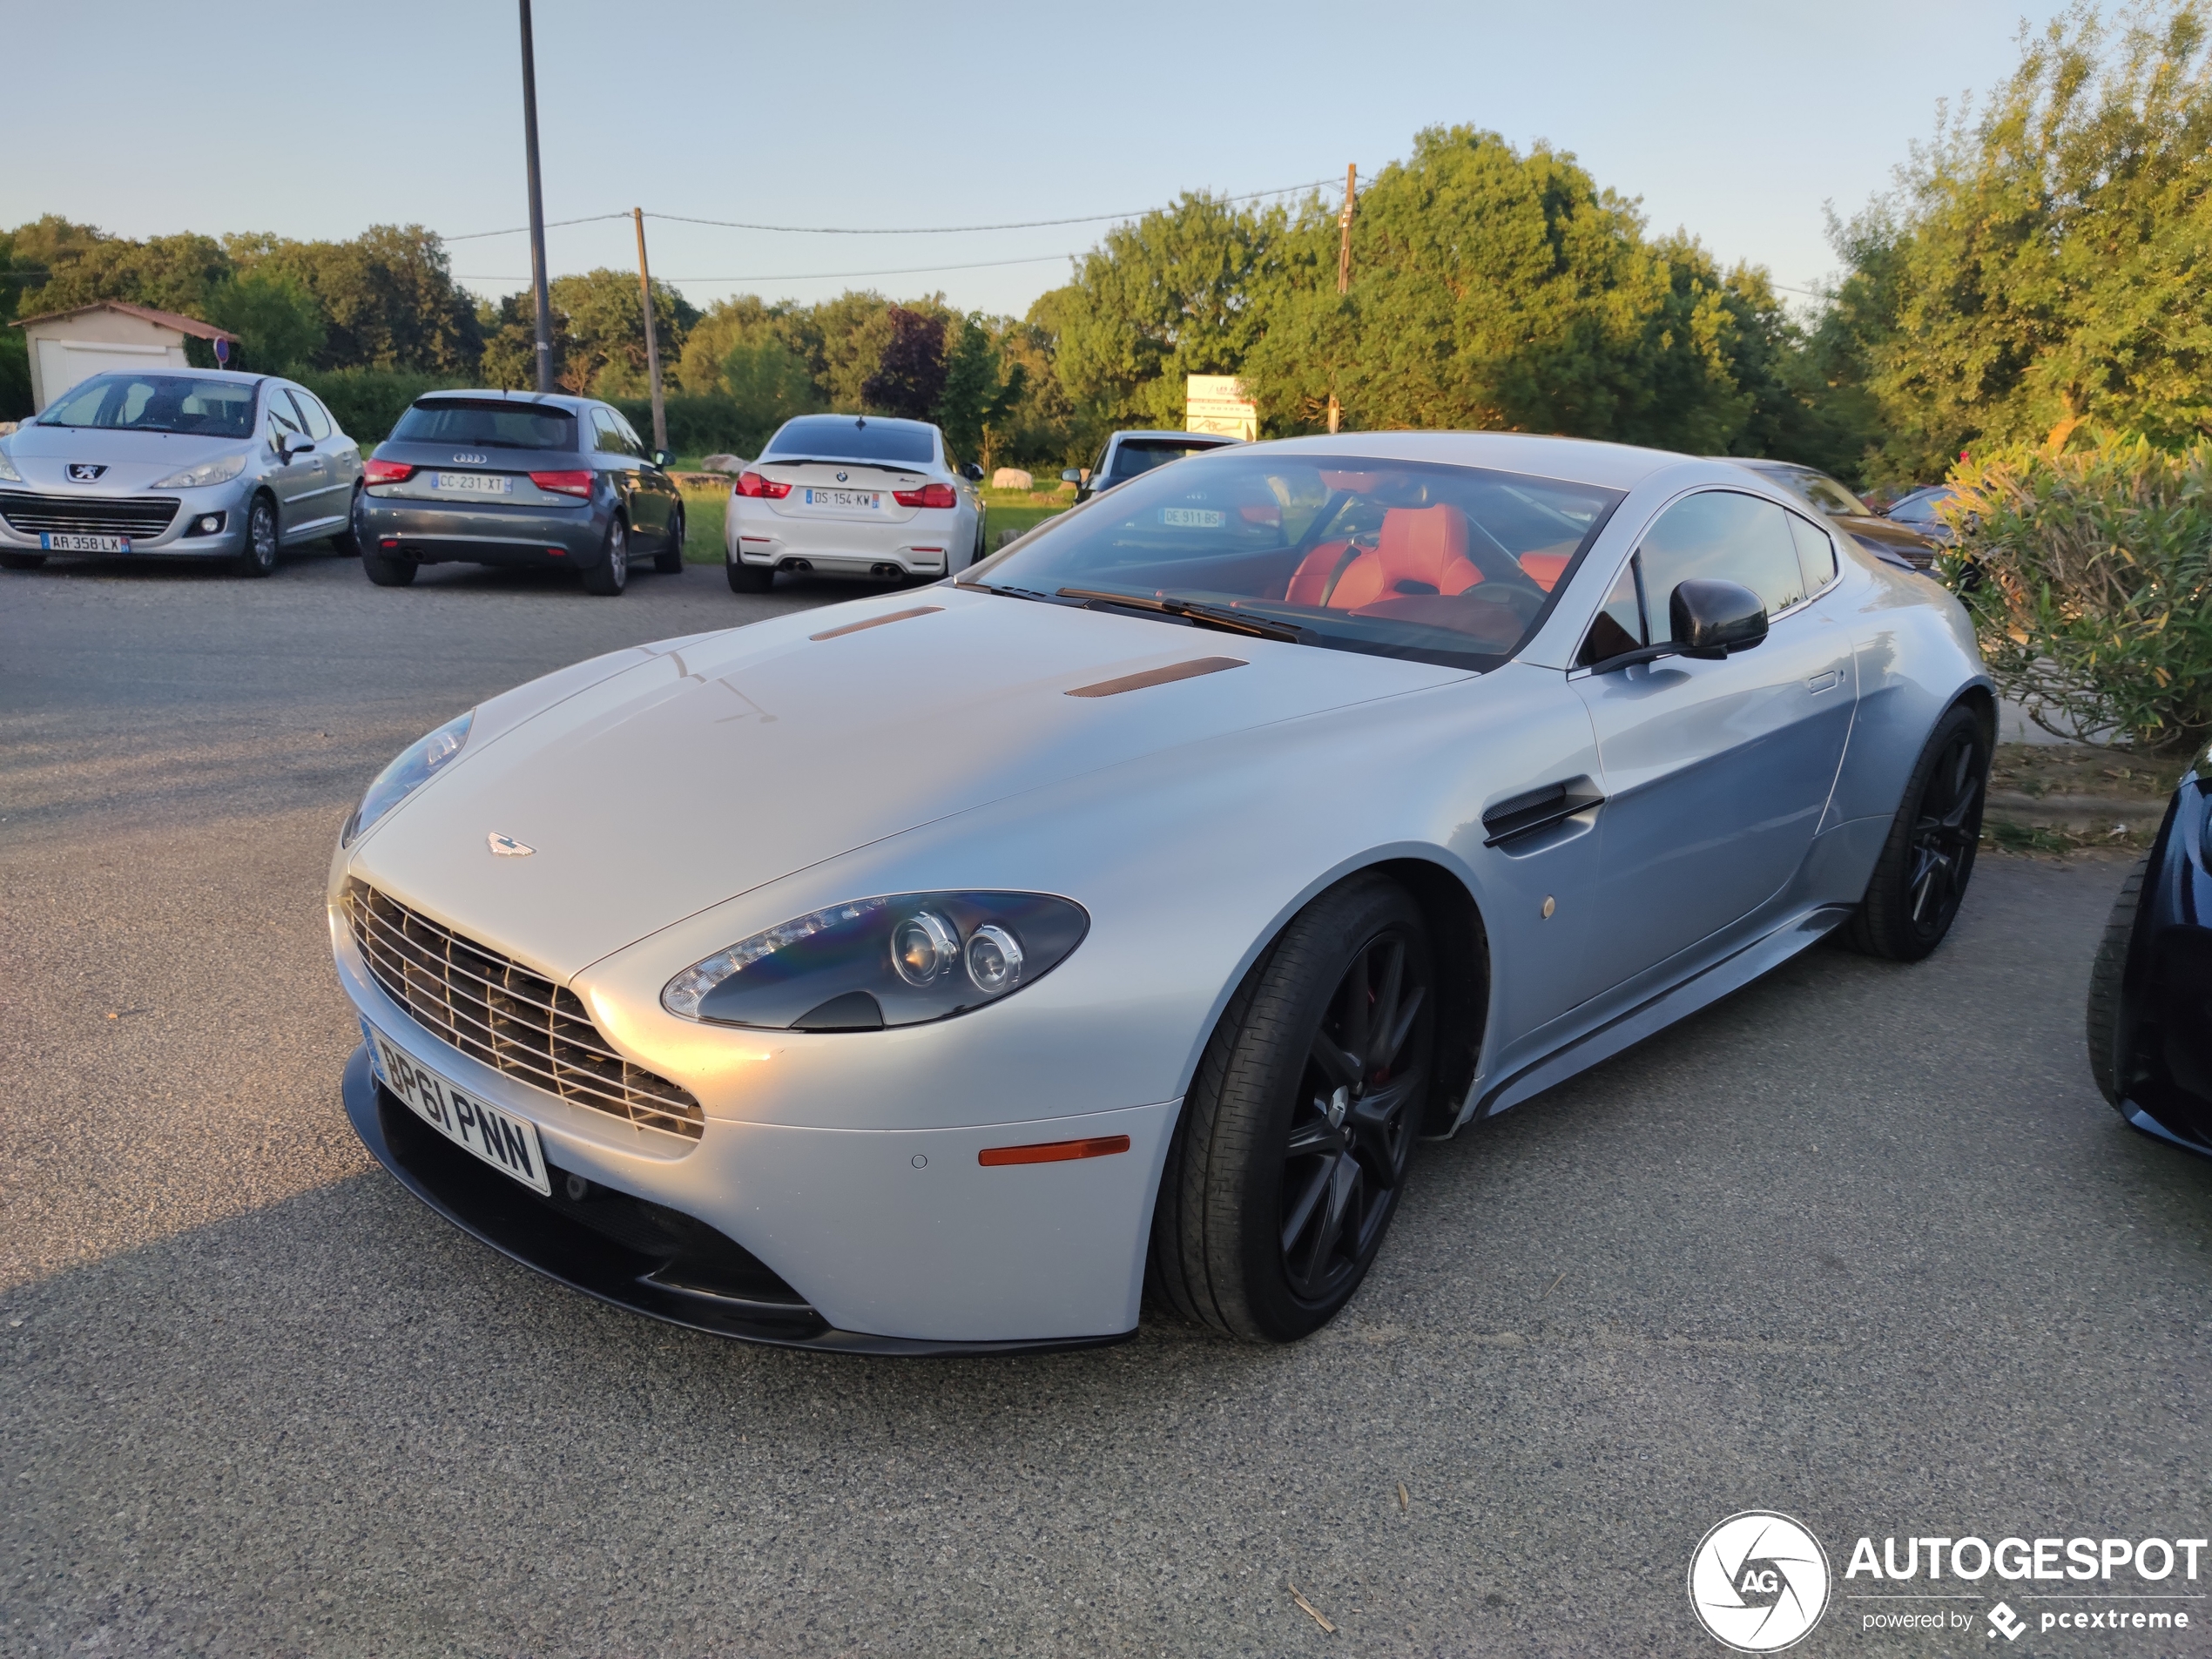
(3, 0, 2068, 320)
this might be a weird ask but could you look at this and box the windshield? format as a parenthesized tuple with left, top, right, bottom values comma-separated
(390, 399, 577, 450)
(969, 451, 1622, 670)
(1889, 487, 1952, 523)
(763, 415, 934, 467)
(1105, 439, 1232, 482)
(37, 374, 258, 438)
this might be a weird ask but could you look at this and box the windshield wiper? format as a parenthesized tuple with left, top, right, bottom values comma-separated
(1055, 588, 1306, 644)
(961, 579, 1055, 601)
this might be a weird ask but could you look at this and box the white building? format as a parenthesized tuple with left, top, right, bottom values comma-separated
(11, 300, 241, 413)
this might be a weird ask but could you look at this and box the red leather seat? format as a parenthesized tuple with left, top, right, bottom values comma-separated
(1329, 505, 1482, 610)
(1285, 540, 1356, 606)
(1517, 549, 1572, 591)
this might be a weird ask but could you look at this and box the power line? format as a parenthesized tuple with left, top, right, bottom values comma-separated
(438, 179, 1342, 245)
(455, 252, 1084, 286)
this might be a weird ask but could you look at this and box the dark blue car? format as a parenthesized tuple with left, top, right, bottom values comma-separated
(2088, 752, 2212, 1154)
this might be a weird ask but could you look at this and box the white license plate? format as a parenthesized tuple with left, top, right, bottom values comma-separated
(362, 1019, 551, 1194)
(801, 488, 880, 510)
(435, 472, 513, 495)
(40, 532, 130, 552)
(1159, 507, 1224, 528)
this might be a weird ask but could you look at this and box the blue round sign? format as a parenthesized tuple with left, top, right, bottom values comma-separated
(214, 337, 231, 366)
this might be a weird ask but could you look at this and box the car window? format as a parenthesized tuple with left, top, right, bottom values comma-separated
(266, 387, 305, 436)
(590, 408, 634, 457)
(1577, 557, 1647, 666)
(36, 374, 258, 438)
(391, 399, 577, 450)
(612, 409, 648, 454)
(1786, 510, 1839, 596)
(1636, 490, 1806, 641)
(760, 415, 934, 467)
(291, 389, 335, 441)
(976, 451, 1622, 672)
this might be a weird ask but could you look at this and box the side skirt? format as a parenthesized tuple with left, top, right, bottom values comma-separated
(1454, 902, 1857, 1130)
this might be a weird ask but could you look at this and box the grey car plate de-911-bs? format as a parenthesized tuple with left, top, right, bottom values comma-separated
(802, 488, 880, 510)
(361, 1018, 551, 1194)
(435, 472, 513, 496)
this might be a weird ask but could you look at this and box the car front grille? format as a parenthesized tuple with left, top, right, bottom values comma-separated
(345, 880, 705, 1141)
(0, 490, 179, 538)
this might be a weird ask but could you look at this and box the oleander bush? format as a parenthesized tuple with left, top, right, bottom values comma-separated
(1944, 433, 2212, 751)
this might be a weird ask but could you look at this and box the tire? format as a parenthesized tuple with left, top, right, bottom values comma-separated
(235, 494, 280, 578)
(2085, 853, 2151, 1112)
(0, 552, 46, 570)
(654, 508, 685, 575)
(1839, 702, 1990, 961)
(582, 516, 628, 596)
(361, 549, 416, 587)
(331, 483, 364, 556)
(1149, 873, 1436, 1343)
(725, 557, 773, 594)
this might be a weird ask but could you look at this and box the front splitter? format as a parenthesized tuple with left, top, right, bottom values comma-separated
(341, 1045, 1135, 1357)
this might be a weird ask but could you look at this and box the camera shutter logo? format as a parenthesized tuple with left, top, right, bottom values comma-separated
(1688, 1512, 1831, 1651)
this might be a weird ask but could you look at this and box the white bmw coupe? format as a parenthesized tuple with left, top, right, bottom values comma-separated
(333, 432, 1993, 1352)
(724, 413, 984, 592)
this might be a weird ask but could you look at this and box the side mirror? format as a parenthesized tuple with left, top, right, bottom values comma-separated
(1060, 469, 1082, 484)
(653, 448, 673, 469)
(278, 430, 314, 458)
(1669, 578, 1768, 659)
(961, 462, 984, 482)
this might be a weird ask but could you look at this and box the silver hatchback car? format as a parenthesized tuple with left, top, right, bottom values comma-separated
(0, 368, 362, 577)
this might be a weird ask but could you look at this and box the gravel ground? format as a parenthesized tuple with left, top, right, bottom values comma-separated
(3, 549, 2206, 1657)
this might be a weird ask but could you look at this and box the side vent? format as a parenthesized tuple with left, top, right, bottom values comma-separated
(1481, 778, 1606, 848)
(1066, 657, 1247, 698)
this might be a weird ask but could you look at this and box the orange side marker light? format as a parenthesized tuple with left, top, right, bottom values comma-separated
(977, 1135, 1131, 1168)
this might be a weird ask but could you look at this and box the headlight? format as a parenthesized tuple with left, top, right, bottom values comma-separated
(0, 448, 19, 483)
(663, 892, 1088, 1030)
(152, 454, 248, 489)
(341, 711, 473, 847)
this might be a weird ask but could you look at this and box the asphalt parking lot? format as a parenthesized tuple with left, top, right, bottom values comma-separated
(3, 546, 2207, 1658)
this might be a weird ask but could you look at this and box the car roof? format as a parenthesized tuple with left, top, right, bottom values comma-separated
(776, 413, 937, 431)
(1113, 429, 1240, 442)
(1242, 430, 1748, 494)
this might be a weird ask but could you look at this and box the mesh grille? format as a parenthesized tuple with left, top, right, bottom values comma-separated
(346, 879, 704, 1141)
(0, 490, 180, 537)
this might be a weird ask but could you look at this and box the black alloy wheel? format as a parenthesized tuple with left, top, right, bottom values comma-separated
(1150, 874, 1436, 1342)
(236, 494, 280, 578)
(654, 507, 685, 575)
(1841, 702, 1989, 961)
(1278, 924, 1429, 1305)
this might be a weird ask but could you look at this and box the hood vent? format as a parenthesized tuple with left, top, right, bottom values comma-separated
(809, 605, 942, 642)
(1066, 657, 1247, 698)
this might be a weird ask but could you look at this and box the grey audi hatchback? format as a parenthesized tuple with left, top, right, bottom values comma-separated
(355, 392, 685, 596)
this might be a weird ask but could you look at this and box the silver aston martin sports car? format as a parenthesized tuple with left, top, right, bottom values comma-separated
(330, 432, 1993, 1352)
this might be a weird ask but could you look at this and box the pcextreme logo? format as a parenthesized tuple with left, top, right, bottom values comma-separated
(1689, 1512, 1832, 1652)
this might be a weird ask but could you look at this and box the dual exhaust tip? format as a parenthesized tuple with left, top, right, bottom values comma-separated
(774, 556, 909, 581)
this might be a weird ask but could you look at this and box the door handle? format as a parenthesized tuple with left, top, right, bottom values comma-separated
(1482, 778, 1606, 847)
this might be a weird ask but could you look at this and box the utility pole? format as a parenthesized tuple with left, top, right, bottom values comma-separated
(632, 208, 668, 455)
(1329, 163, 1356, 435)
(517, 0, 554, 395)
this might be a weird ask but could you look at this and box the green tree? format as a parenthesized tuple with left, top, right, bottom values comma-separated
(1051, 192, 1285, 432)
(933, 313, 1026, 469)
(546, 267, 698, 396)
(234, 225, 482, 374)
(17, 228, 232, 319)
(717, 335, 819, 430)
(1240, 128, 1760, 449)
(1828, 2, 2212, 482)
(204, 268, 325, 373)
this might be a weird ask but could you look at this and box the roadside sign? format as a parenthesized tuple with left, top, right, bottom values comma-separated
(1186, 374, 1257, 441)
